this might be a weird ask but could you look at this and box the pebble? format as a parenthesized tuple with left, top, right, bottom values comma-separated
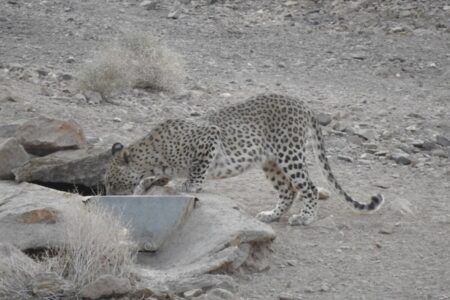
(389, 26, 405, 33)
(208, 288, 234, 300)
(184, 288, 203, 298)
(316, 112, 332, 126)
(279, 293, 302, 300)
(168, 11, 179, 19)
(390, 151, 411, 165)
(113, 117, 122, 122)
(436, 135, 450, 147)
(337, 155, 354, 163)
(317, 187, 330, 200)
(140, 0, 158, 10)
(66, 56, 75, 63)
(432, 149, 448, 158)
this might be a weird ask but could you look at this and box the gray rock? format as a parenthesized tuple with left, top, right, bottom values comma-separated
(279, 293, 303, 300)
(390, 151, 412, 165)
(337, 155, 354, 163)
(13, 146, 110, 187)
(168, 11, 179, 19)
(15, 116, 87, 156)
(207, 288, 234, 300)
(83, 90, 103, 104)
(422, 141, 437, 151)
(436, 135, 450, 147)
(0, 181, 85, 250)
(140, 0, 158, 10)
(166, 274, 238, 294)
(0, 138, 30, 179)
(31, 272, 75, 298)
(0, 123, 20, 138)
(316, 113, 332, 126)
(80, 275, 132, 299)
(432, 149, 448, 158)
(184, 289, 203, 298)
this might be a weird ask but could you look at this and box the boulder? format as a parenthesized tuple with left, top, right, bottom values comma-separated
(0, 138, 30, 179)
(15, 116, 87, 156)
(79, 275, 132, 300)
(0, 181, 85, 250)
(13, 146, 111, 187)
(133, 193, 275, 292)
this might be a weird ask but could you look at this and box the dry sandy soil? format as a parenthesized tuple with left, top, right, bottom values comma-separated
(1, 0, 450, 299)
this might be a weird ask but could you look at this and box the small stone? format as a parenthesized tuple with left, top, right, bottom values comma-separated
(349, 52, 368, 60)
(208, 288, 234, 300)
(113, 117, 122, 122)
(379, 225, 395, 235)
(184, 289, 203, 298)
(83, 90, 103, 104)
(168, 11, 179, 19)
(436, 135, 450, 147)
(66, 56, 76, 63)
(432, 149, 448, 158)
(389, 26, 405, 33)
(0, 138, 30, 179)
(17, 208, 58, 224)
(140, 0, 157, 10)
(58, 73, 73, 81)
(337, 155, 354, 163)
(284, 1, 298, 6)
(421, 141, 437, 151)
(279, 293, 302, 300)
(443, 5, 450, 11)
(286, 260, 297, 266)
(316, 113, 332, 126)
(80, 275, 132, 299)
(390, 151, 411, 165)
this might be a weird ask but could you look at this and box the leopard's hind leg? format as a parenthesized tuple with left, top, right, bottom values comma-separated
(256, 160, 298, 223)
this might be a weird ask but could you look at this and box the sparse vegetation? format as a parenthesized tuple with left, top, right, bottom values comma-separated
(0, 204, 137, 299)
(77, 32, 185, 100)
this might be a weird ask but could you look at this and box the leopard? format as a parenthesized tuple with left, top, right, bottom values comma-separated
(104, 93, 384, 225)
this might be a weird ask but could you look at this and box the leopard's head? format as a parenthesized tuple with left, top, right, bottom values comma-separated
(104, 142, 143, 195)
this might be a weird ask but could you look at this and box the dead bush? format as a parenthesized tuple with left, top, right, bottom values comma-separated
(78, 32, 185, 99)
(0, 205, 137, 299)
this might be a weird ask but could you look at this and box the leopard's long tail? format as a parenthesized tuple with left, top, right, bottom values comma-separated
(309, 114, 384, 212)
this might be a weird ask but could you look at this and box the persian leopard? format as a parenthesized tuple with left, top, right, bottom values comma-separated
(105, 93, 384, 225)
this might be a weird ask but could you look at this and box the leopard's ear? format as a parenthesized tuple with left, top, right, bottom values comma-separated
(112, 143, 124, 156)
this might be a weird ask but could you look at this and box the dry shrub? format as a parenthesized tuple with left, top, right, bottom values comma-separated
(77, 51, 130, 99)
(0, 244, 46, 299)
(78, 32, 185, 99)
(51, 204, 137, 289)
(0, 204, 137, 299)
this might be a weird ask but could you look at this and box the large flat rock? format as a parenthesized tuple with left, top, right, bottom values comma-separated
(13, 146, 111, 187)
(86, 195, 196, 251)
(134, 193, 276, 289)
(15, 116, 87, 156)
(0, 181, 85, 250)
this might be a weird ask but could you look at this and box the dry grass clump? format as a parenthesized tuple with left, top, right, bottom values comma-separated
(0, 244, 46, 299)
(78, 32, 185, 99)
(0, 204, 137, 299)
(51, 204, 137, 289)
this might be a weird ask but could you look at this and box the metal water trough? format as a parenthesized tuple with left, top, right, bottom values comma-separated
(86, 195, 196, 252)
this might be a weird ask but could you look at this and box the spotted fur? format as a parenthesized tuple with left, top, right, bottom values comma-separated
(105, 94, 384, 225)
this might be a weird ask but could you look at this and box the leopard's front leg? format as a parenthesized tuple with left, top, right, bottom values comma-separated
(181, 126, 221, 193)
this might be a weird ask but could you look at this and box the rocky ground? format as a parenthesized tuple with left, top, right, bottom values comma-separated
(1, 0, 449, 299)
